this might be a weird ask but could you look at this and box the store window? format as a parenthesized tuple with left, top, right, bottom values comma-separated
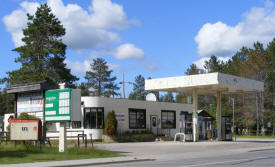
(84, 107, 104, 129)
(129, 108, 146, 129)
(161, 110, 176, 129)
(72, 121, 81, 129)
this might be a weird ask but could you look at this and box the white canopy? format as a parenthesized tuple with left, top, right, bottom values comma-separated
(145, 72, 264, 142)
(145, 72, 264, 95)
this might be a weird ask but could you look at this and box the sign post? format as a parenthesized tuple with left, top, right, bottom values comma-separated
(44, 88, 81, 152)
(59, 122, 66, 152)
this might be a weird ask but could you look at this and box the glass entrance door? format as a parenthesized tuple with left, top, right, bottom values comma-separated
(151, 115, 158, 135)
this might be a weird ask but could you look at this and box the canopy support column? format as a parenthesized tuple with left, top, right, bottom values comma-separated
(192, 88, 198, 142)
(216, 91, 222, 141)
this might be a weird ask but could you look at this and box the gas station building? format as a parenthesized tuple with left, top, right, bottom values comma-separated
(2, 72, 264, 142)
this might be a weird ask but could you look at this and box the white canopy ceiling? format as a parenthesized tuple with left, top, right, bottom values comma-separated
(145, 72, 264, 95)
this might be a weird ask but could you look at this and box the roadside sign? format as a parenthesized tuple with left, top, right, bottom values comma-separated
(17, 92, 43, 113)
(9, 119, 42, 141)
(45, 89, 71, 122)
(17, 92, 44, 120)
(45, 89, 81, 122)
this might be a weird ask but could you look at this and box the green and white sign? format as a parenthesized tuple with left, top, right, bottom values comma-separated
(45, 88, 81, 122)
(45, 89, 72, 122)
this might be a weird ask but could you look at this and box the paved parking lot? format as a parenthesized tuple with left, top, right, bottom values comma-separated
(96, 139, 275, 157)
(94, 139, 275, 167)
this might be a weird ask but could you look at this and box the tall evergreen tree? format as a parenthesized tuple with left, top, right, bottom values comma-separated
(78, 82, 89, 96)
(4, 4, 78, 87)
(265, 39, 275, 113)
(128, 75, 147, 100)
(185, 64, 204, 75)
(0, 89, 14, 116)
(159, 92, 174, 102)
(204, 55, 228, 73)
(85, 58, 119, 97)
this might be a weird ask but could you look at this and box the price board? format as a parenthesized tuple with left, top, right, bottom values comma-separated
(45, 89, 81, 122)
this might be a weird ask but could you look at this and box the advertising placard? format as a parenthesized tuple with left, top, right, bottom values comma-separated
(17, 92, 43, 113)
(10, 119, 42, 141)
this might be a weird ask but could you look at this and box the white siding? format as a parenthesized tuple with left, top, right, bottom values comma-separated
(80, 97, 193, 139)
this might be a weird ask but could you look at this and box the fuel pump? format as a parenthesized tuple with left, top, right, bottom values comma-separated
(221, 116, 232, 141)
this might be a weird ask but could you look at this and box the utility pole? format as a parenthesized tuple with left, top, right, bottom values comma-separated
(119, 72, 134, 99)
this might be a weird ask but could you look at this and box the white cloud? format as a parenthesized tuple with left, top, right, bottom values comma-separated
(195, 1, 275, 57)
(107, 63, 121, 73)
(2, 1, 39, 46)
(88, 43, 157, 71)
(113, 43, 144, 59)
(112, 44, 157, 71)
(193, 57, 209, 69)
(193, 57, 230, 69)
(65, 59, 121, 74)
(65, 59, 90, 74)
(89, 43, 145, 60)
(88, 0, 138, 29)
(3, 0, 136, 49)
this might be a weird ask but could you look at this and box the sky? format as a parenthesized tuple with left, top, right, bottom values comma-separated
(1, 0, 275, 97)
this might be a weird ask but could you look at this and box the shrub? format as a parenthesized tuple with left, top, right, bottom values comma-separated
(104, 110, 117, 136)
(145, 129, 153, 134)
(18, 113, 39, 120)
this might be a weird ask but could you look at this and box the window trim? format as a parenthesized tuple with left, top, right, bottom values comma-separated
(161, 110, 176, 129)
(84, 107, 104, 129)
(128, 108, 146, 129)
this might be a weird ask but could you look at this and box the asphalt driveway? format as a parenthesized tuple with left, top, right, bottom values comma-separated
(95, 139, 275, 160)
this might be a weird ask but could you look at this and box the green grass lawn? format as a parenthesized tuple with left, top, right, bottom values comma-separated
(0, 142, 121, 164)
(237, 135, 275, 139)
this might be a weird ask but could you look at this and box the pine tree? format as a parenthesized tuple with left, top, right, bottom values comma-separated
(78, 82, 89, 96)
(203, 56, 228, 73)
(0, 89, 14, 116)
(129, 75, 146, 100)
(85, 58, 119, 97)
(159, 92, 174, 102)
(185, 64, 204, 75)
(4, 4, 78, 87)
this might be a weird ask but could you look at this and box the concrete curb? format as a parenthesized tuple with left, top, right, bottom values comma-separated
(53, 158, 155, 167)
(0, 157, 155, 167)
